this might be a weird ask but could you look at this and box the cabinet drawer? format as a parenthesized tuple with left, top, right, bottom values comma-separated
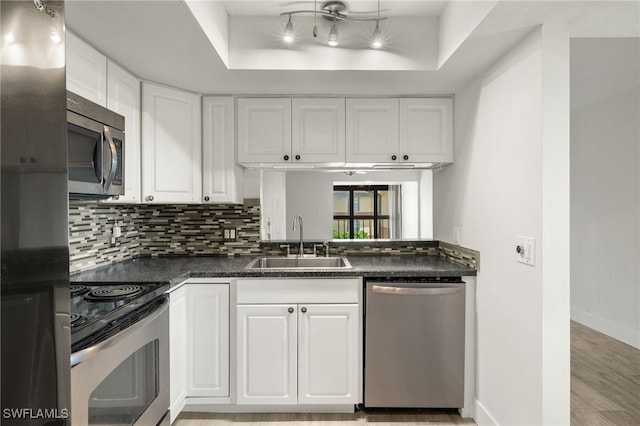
(236, 278, 360, 304)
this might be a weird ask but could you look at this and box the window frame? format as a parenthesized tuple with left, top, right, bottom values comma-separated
(333, 185, 391, 239)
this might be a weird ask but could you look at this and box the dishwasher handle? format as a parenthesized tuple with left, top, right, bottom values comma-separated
(371, 284, 463, 296)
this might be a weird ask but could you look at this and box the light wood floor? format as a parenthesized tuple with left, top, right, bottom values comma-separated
(174, 321, 640, 426)
(571, 321, 640, 426)
(174, 409, 475, 425)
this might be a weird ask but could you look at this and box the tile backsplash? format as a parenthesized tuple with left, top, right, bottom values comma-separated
(69, 200, 261, 274)
(69, 199, 479, 274)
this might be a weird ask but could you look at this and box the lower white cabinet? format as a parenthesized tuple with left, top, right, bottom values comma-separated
(235, 278, 361, 406)
(169, 282, 230, 421)
(236, 303, 359, 405)
(186, 284, 230, 397)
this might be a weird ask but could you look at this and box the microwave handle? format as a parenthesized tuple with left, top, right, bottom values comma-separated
(102, 126, 118, 191)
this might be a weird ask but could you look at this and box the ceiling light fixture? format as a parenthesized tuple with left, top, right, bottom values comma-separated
(280, 1, 387, 49)
(328, 18, 339, 47)
(283, 13, 294, 44)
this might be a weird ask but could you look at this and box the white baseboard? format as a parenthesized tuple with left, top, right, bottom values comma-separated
(571, 307, 640, 349)
(473, 398, 499, 426)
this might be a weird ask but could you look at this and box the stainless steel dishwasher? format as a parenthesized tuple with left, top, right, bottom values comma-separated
(364, 278, 465, 408)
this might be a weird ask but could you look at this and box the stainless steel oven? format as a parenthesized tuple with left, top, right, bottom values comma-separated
(70, 284, 169, 425)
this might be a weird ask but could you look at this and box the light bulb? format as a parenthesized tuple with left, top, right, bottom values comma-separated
(328, 21, 338, 47)
(283, 15, 294, 44)
(371, 21, 382, 49)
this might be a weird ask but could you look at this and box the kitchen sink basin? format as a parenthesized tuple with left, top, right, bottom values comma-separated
(245, 256, 352, 270)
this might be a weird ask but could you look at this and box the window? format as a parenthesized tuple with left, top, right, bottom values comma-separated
(333, 185, 401, 239)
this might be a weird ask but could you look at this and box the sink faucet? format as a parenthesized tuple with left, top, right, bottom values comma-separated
(292, 215, 304, 257)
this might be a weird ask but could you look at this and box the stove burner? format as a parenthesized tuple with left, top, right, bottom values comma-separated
(70, 285, 89, 297)
(84, 285, 143, 302)
(70, 312, 85, 327)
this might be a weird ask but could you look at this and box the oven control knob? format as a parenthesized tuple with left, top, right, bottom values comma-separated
(288, 307, 294, 314)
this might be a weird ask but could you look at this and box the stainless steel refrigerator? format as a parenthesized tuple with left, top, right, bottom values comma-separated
(1, 1, 70, 424)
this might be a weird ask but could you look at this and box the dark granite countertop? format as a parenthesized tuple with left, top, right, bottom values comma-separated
(70, 254, 476, 288)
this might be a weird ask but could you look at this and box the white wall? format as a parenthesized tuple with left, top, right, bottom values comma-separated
(433, 26, 570, 425)
(570, 38, 640, 349)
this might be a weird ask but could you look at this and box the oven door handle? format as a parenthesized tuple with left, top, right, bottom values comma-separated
(70, 299, 168, 367)
(102, 125, 118, 192)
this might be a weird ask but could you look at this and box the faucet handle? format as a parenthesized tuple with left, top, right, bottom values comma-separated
(279, 244, 290, 257)
(322, 241, 330, 257)
(312, 244, 324, 257)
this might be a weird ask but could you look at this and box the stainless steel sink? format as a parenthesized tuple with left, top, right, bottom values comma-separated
(245, 256, 352, 270)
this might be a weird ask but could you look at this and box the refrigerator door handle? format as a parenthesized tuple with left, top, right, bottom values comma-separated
(371, 284, 463, 296)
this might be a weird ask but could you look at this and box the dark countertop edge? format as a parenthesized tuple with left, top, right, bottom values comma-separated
(71, 254, 477, 292)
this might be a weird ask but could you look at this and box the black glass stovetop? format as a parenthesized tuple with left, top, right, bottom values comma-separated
(70, 282, 169, 353)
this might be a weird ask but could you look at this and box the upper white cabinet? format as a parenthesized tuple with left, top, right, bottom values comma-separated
(237, 98, 292, 164)
(105, 62, 141, 203)
(66, 32, 107, 107)
(141, 82, 202, 203)
(202, 97, 243, 204)
(291, 98, 345, 164)
(399, 98, 453, 163)
(346, 98, 399, 163)
(238, 98, 346, 166)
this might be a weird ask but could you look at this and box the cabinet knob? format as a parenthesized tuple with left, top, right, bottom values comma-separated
(284, 155, 290, 161)
(295, 154, 301, 161)
(301, 307, 307, 313)
(204, 196, 210, 202)
(288, 307, 294, 314)
(146, 195, 154, 202)
(403, 154, 409, 160)
(391, 155, 397, 161)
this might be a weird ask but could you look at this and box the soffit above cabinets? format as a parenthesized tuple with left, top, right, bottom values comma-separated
(65, 1, 639, 95)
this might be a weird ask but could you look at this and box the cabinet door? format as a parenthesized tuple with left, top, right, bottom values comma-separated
(292, 98, 345, 164)
(399, 98, 453, 163)
(236, 304, 297, 404)
(186, 284, 230, 397)
(66, 31, 107, 107)
(105, 61, 141, 203)
(202, 97, 243, 204)
(141, 82, 202, 203)
(297, 304, 360, 404)
(169, 286, 187, 423)
(346, 98, 399, 163)
(237, 98, 292, 164)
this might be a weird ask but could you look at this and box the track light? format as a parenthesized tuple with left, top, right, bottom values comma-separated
(283, 14, 294, 44)
(328, 19, 338, 47)
(371, 0, 383, 49)
(371, 21, 382, 49)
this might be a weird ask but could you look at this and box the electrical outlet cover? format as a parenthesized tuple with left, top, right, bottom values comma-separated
(516, 235, 536, 266)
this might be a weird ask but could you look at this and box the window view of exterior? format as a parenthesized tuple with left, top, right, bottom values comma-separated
(333, 185, 400, 239)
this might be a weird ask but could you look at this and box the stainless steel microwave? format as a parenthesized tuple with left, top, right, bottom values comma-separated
(67, 91, 124, 201)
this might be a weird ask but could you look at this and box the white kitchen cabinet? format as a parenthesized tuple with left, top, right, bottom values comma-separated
(346, 98, 399, 163)
(236, 304, 298, 405)
(169, 285, 187, 423)
(237, 98, 292, 164)
(66, 31, 107, 107)
(235, 278, 361, 406)
(399, 98, 453, 163)
(141, 82, 202, 203)
(297, 304, 359, 404)
(291, 98, 346, 164)
(186, 284, 230, 398)
(202, 97, 243, 204)
(105, 61, 141, 203)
